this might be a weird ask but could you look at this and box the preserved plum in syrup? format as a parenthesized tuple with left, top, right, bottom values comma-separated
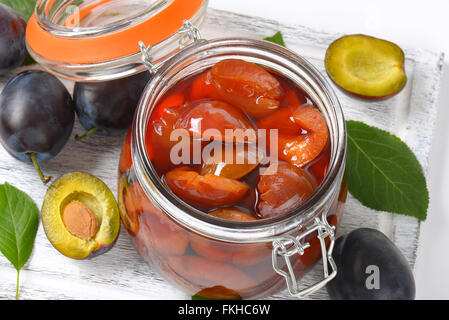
(118, 59, 342, 299)
(146, 59, 330, 217)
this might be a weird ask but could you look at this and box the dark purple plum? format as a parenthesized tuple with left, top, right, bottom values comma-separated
(0, 4, 27, 72)
(326, 228, 415, 300)
(73, 71, 150, 139)
(0, 70, 75, 183)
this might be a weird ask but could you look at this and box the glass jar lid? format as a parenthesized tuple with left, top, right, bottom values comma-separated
(26, 0, 208, 81)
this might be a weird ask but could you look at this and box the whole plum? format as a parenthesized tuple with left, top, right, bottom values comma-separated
(74, 71, 150, 139)
(0, 71, 75, 183)
(0, 4, 27, 71)
(326, 228, 415, 300)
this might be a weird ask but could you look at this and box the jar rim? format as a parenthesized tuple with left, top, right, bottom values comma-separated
(35, 0, 173, 37)
(132, 38, 347, 243)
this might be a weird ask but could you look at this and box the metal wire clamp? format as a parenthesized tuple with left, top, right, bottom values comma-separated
(272, 214, 338, 298)
(178, 20, 203, 48)
(139, 20, 203, 73)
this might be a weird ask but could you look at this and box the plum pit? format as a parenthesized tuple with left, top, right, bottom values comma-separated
(62, 201, 99, 240)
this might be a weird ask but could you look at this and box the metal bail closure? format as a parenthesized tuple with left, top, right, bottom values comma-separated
(139, 20, 203, 74)
(178, 20, 203, 48)
(139, 41, 157, 74)
(272, 213, 337, 298)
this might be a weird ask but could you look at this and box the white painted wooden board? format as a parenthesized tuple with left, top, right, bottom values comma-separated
(0, 8, 444, 300)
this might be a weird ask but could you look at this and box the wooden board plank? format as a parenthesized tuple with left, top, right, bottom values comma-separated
(0, 8, 444, 300)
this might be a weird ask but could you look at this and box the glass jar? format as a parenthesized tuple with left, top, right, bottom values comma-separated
(26, 0, 347, 299)
(118, 37, 347, 299)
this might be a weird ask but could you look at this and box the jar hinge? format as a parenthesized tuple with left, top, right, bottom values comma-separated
(178, 20, 202, 48)
(272, 215, 337, 298)
(139, 20, 203, 74)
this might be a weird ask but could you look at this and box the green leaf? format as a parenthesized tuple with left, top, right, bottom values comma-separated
(21, 53, 36, 67)
(191, 294, 211, 300)
(0, 182, 39, 298)
(192, 286, 242, 300)
(264, 31, 286, 47)
(0, 0, 36, 21)
(346, 121, 429, 221)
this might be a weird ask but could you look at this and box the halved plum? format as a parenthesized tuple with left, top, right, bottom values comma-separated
(258, 104, 328, 167)
(308, 142, 331, 185)
(120, 180, 189, 256)
(190, 208, 269, 267)
(281, 105, 329, 167)
(215, 208, 271, 266)
(164, 167, 248, 207)
(282, 88, 307, 107)
(41, 172, 120, 259)
(210, 59, 282, 119)
(190, 232, 234, 263)
(147, 93, 187, 172)
(166, 255, 256, 295)
(257, 105, 300, 136)
(257, 162, 316, 219)
(189, 208, 255, 263)
(119, 129, 133, 174)
(201, 142, 262, 180)
(175, 99, 256, 143)
(118, 176, 140, 236)
(189, 70, 216, 101)
(209, 208, 257, 221)
(148, 93, 186, 152)
(325, 34, 407, 99)
(138, 218, 189, 257)
(119, 177, 164, 236)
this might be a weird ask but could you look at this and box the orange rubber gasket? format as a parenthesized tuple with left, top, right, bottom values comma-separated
(26, 0, 204, 64)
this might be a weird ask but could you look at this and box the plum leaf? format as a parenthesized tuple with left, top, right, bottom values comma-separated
(346, 120, 428, 221)
(264, 31, 286, 47)
(0, 182, 39, 299)
(0, 0, 36, 20)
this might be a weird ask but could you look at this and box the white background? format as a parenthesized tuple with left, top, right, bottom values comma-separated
(209, 0, 449, 299)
